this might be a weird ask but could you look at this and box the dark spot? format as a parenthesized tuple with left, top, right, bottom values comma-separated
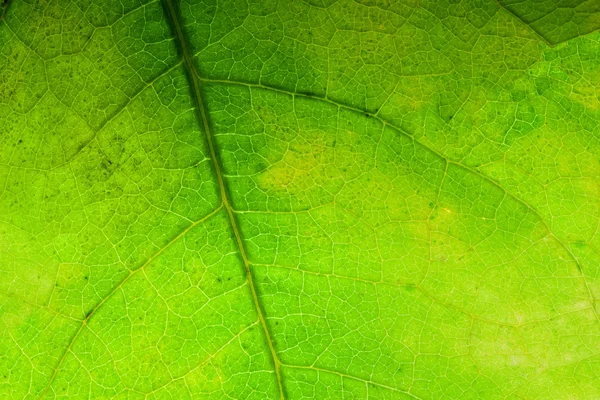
(84, 276, 88, 280)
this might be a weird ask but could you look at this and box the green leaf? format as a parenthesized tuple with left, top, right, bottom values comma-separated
(1, 0, 600, 398)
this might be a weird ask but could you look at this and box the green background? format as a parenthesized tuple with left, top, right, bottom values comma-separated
(1, 0, 600, 398)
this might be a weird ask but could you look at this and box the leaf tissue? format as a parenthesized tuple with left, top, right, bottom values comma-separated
(1, 0, 600, 398)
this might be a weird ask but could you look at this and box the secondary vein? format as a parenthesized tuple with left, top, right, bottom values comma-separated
(0, 0, 11, 21)
(161, 1, 287, 398)
(38, 205, 223, 399)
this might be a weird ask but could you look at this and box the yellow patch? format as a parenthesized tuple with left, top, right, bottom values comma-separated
(570, 76, 600, 111)
(259, 135, 335, 195)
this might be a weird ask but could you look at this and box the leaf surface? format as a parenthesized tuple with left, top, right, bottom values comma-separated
(1, 0, 600, 399)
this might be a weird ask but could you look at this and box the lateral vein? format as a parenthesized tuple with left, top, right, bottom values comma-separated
(37, 205, 223, 399)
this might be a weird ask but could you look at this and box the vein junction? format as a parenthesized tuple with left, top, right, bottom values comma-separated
(161, 0, 287, 398)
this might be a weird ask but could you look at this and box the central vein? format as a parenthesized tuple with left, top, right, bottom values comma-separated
(161, 1, 286, 398)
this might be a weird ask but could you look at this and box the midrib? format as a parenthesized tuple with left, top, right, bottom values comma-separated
(161, 0, 287, 399)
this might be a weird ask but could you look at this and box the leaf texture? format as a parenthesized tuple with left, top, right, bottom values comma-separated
(1, 0, 600, 399)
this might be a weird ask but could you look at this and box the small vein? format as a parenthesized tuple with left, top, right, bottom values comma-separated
(493, 0, 554, 46)
(144, 321, 260, 397)
(281, 363, 422, 399)
(0, 290, 83, 323)
(51, 60, 184, 170)
(253, 261, 593, 329)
